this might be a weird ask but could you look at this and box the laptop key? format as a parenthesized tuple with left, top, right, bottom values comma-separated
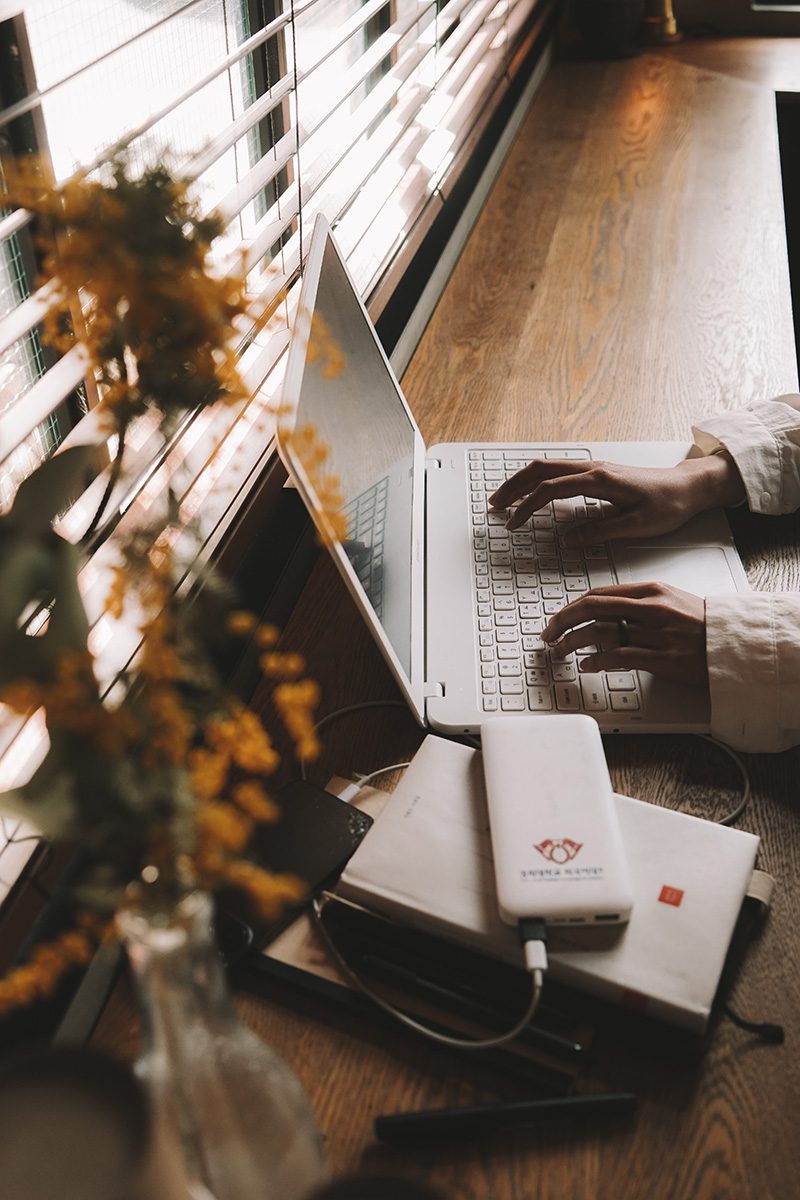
(587, 565, 614, 589)
(525, 650, 547, 667)
(483, 695, 499, 711)
(499, 661, 522, 676)
(607, 672, 636, 690)
(610, 691, 640, 711)
(500, 696, 526, 711)
(500, 679, 524, 694)
(579, 675, 608, 710)
(528, 687, 553, 710)
(555, 682, 580, 710)
(526, 669, 549, 686)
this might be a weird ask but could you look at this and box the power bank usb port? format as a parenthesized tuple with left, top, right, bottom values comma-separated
(594, 914, 620, 922)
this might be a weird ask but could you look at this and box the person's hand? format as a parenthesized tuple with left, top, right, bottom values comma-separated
(488, 454, 745, 546)
(541, 582, 708, 686)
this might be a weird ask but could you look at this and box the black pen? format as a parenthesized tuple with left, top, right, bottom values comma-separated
(374, 1093, 638, 1145)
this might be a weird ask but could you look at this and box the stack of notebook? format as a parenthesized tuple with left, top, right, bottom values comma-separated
(336, 736, 763, 1034)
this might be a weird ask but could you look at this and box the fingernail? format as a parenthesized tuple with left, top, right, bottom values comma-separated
(579, 657, 596, 671)
(488, 492, 498, 504)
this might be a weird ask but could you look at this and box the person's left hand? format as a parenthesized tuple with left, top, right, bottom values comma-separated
(541, 582, 708, 686)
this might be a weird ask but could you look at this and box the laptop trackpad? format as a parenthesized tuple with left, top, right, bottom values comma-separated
(614, 546, 739, 595)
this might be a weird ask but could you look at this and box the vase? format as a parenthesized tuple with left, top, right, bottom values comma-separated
(118, 890, 328, 1200)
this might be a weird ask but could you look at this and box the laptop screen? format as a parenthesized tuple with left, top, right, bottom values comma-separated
(286, 230, 418, 679)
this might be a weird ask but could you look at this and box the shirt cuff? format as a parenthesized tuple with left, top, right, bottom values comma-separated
(706, 592, 800, 752)
(693, 394, 800, 515)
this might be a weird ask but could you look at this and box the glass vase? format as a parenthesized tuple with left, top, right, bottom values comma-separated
(118, 890, 328, 1200)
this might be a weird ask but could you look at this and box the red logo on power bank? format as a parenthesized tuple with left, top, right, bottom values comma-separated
(534, 838, 583, 864)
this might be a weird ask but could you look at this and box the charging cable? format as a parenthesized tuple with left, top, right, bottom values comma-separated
(696, 736, 751, 826)
(311, 898, 547, 1050)
(336, 761, 412, 805)
(299, 700, 409, 781)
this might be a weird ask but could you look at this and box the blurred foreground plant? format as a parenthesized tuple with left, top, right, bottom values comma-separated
(0, 153, 343, 1015)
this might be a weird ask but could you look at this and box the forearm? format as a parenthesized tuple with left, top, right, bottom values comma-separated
(675, 451, 746, 516)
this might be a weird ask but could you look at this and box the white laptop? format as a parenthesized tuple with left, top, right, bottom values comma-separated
(277, 216, 749, 736)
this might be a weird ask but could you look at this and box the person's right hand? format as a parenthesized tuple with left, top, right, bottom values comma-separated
(488, 453, 745, 547)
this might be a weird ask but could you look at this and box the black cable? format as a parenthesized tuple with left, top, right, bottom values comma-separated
(722, 1004, 784, 1045)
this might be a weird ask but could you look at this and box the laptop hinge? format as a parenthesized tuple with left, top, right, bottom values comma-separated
(425, 457, 442, 470)
(424, 681, 445, 699)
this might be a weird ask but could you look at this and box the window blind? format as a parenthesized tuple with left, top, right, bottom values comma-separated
(0, 0, 550, 787)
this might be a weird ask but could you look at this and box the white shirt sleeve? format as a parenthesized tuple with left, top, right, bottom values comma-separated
(692, 394, 800, 751)
(705, 593, 800, 752)
(692, 393, 800, 514)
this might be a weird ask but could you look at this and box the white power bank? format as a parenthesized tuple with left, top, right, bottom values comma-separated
(481, 715, 634, 927)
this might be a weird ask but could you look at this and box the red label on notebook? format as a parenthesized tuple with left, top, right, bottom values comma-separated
(659, 885, 684, 907)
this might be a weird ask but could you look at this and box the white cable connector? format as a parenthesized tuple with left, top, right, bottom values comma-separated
(524, 938, 548, 975)
(337, 761, 412, 806)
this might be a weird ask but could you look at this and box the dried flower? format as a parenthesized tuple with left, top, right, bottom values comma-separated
(0, 152, 334, 1018)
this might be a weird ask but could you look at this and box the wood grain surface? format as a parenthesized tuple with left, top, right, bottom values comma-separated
(95, 36, 800, 1200)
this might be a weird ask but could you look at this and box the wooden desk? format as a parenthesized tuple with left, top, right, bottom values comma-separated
(99, 36, 800, 1200)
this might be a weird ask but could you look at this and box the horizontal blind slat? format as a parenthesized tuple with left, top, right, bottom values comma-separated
(0, 344, 89, 465)
(294, 0, 412, 89)
(215, 125, 298, 229)
(186, 74, 295, 184)
(0, 0, 211, 130)
(233, 26, 436, 249)
(0, 207, 33, 245)
(0, 279, 58, 357)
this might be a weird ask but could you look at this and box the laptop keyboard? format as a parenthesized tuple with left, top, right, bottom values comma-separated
(341, 477, 388, 619)
(469, 448, 642, 715)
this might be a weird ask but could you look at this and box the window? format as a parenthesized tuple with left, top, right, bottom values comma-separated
(0, 0, 551, 785)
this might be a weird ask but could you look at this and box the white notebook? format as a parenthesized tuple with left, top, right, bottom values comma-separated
(338, 736, 761, 1034)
